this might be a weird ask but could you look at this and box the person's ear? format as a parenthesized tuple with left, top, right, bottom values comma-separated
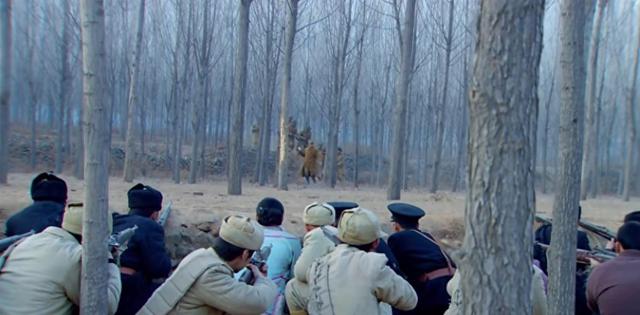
(614, 241, 623, 254)
(242, 250, 252, 262)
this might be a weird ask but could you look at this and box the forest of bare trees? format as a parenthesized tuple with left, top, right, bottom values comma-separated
(1, 0, 639, 202)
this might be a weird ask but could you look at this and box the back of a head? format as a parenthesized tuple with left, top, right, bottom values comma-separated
(62, 203, 113, 236)
(256, 197, 284, 227)
(303, 202, 335, 227)
(30, 172, 68, 205)
(617, 221, 640, 251)
(624, 211, 640, 224)
(338, 208, 381, 246)
(128, 183, 163, 217)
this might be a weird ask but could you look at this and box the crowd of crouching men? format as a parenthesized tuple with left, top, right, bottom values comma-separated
(0, 172, 639, 315)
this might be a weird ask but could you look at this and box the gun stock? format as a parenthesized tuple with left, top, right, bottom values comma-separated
(109, 225, 139, 253)
(535, 241, 616, 264)
(157, 201, 172, 227)
(239, 244, 272, 283)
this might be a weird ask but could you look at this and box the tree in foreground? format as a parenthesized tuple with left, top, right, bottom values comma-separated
(0, 0, 11, 184)
(79, 0, 111, 313)
(459, 1, 544, 314)
(547, 0, 587, 313)
(276, 0, 299, 191)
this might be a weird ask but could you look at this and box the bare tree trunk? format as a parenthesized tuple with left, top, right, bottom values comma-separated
(592, 65, 605, 197)
(0, 0, 10, 184)
(547, 1, 586, 314)
(228, 0, 253, 195)
(623, 13, 640, 201)
(56, 0, 71, 174)
(123, 0, 146, 182)
(79, 0, 110, 313)
(74, 102, 85, 180)
(352, 13, 366, 189)
(452, 49, 470, 193)
(190, 0, 212, 184)
(431, 0, 455, 193)
(542, 72, 555, 194)
(387, 0, 417, 200)
(276, 0, 299, 190)
(460, 0, 543, 314)
(580, 0, 606, 200)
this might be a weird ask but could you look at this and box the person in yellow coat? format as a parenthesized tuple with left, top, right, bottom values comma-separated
(299, 142, 319, 184)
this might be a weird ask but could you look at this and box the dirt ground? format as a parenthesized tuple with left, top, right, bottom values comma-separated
(1, 172, 638, 243)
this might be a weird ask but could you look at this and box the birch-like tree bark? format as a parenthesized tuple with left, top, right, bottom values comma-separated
(276, 0, 299, 190)
(581, 0, 607, 200)
(387, 0, 417, 200)
(79, 0, 111, 313)
(123, 0, 146, 182)
(622, 12, 640, 202)
(460, 0, 543, 314)
(0, 0, 10, 184)
(547, 0, 587, 313)
(228, 0, 253, 195)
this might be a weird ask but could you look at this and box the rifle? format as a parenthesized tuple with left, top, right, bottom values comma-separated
(578, 219, 615, 241)
(535, 241, 616, 264)
(108, 225, 138, 261)
(0, 230, 35, 253)
(239, 244, 272, 284)
(157, 201, 172, 227)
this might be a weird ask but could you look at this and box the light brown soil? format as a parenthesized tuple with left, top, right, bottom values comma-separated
(1, 172, 637, 240)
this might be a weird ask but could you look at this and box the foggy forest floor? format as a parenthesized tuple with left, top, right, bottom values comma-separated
(1, 172, 637, 246)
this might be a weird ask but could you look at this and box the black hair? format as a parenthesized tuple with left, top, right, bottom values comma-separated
(624, 211, 640, 224)
(212, 237, 254, 261)
(395, 220, 419, 230)
(349, 240, 378, 252)
(617, 222, 640, 251)
(256, 197, 284, 226)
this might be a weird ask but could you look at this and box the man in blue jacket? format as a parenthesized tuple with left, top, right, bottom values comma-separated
(5, 172, 67, 236)
(113, 183, 172, 315)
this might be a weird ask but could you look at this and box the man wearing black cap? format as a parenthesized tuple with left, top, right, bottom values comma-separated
(387, 202, 455, 315)
(5, 172, 67, 236)
(328, 201, 403, 276)
(112, 183, 172, 315)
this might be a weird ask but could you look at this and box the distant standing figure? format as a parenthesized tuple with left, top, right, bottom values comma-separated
(297, 126, 312, 149)
(299, 142, 319, 184)
(5, 172, 67, 236)
(252, 123, 260, 149)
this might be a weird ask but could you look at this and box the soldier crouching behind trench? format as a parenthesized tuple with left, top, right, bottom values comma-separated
(0, 203, 122, 315)
(138, 215, 278, 315)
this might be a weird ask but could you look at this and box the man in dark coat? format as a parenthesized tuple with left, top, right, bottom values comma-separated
(5, 172, 67, 236)
(386, 203, 455, 315)
(533, 206, 591, 315)
(113, 183, 172, 315)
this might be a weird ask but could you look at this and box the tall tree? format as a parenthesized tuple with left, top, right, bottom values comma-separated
(581, 0, 607, 200)
(460, 0, 543, 314)
(351, 2, 368, 189)
(622, 11, 640, 202)
(276, 0, 298, 190)
(79, 0, 111, 313)
(430, 0, 455, 193)
(547, 0, 587, 313)
(387, 0, 417, 200)
(228, 0, 253, 195)
(56, 0, 72, 174)
(123, 0, 146, 182)
(0, 0, 10, 184)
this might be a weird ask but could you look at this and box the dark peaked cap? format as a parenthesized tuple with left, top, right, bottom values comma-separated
(387, 202, 425, 225)
(327, 201, 359, 221)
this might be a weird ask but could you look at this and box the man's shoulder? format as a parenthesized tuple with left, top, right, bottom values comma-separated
(114, 213, 162, 232)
